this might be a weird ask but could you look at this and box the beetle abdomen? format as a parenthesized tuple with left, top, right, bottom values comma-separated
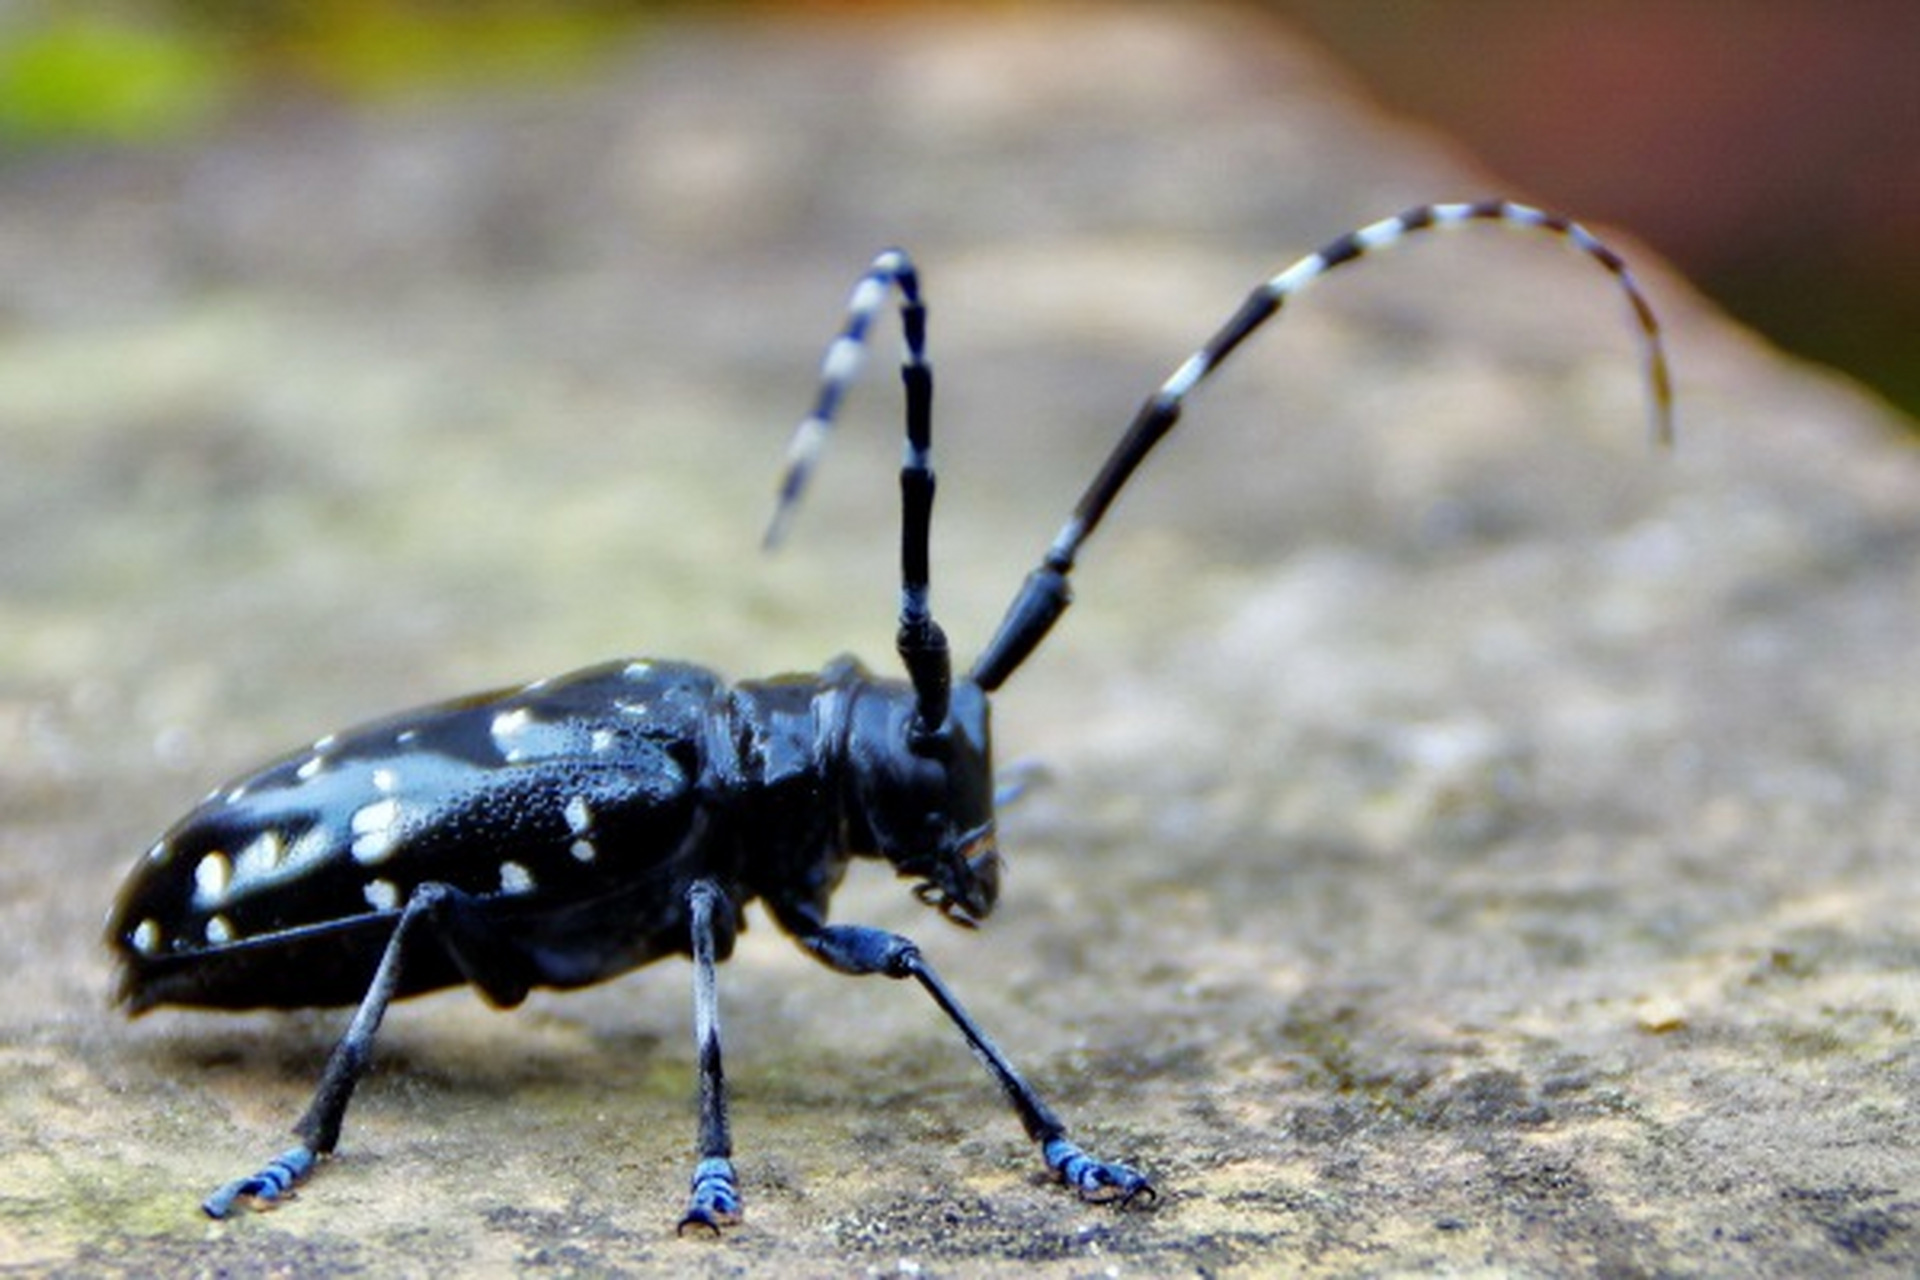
(110, 659, 724, 1011)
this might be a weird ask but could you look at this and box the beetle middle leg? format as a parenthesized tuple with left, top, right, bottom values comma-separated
(203, 881, 530, 1218)
(799, 923, 1155, 1207)
(677, 879, 742, 1235)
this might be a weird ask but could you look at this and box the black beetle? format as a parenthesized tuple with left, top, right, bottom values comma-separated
(108, 201, 1671, 1233)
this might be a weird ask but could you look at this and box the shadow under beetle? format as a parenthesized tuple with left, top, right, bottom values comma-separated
(108, 200, 1672, 1234)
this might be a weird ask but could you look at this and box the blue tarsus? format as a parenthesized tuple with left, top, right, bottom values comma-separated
(678, 1156, 742, 1236)
(203, 1144, 317, 1218)
(1044, 1137, 1155, 1206)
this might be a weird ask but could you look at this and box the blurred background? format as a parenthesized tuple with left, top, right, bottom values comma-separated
(0, 0, 1913, 425)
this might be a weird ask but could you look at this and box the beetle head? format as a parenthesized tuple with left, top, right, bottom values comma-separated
(846, 676, 1001, 926)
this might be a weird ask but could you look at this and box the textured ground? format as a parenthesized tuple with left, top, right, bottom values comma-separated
(1, 5, 1915, 1277)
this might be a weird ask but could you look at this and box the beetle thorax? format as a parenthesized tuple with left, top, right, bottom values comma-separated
(838, 669, 999, 925)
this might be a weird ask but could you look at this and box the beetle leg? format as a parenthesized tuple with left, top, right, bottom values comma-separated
(799, 923, 1155, 1208)
(201, 1144, 316, 1219)
(677, 880, 742, 1236)
(204, 881, 508, 1218)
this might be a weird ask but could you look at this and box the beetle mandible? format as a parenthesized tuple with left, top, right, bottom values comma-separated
(108, 200, 1672, 1234)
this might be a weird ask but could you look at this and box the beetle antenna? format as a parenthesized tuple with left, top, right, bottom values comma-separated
(766, 249, 951, 735)
(968, 200, 1674, 692)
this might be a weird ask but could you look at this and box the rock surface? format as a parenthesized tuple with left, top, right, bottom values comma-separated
(1, 5, 1914, 1276)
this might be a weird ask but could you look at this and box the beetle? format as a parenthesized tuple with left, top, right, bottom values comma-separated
(108, 200, 1672, 1234)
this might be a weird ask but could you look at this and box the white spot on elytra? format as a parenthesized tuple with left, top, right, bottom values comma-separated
(397, 728, 421, 746)
(499, 862, 534, 895)
(563, 796, 597, 860)
(233, 830, 284, 882)
(564, 796, 593, 834)
(350, 798, 402, 864)
(193, 852, 232, 908)
(132, 918, 162, 955)
(590, 729, 616, 754)
(490, 708, 535, 760)
(372, 768, 398, 794)
(363, 879, 399, 912)
(622, 661, 652, 681)
(285, 823, 334, 870)
(296, 755, 324, 782)
(205, 915, 235, 945)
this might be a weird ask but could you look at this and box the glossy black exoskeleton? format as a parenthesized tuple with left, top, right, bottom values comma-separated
(109, 205, 1672, 1234)
(117, 658, 996, 1015)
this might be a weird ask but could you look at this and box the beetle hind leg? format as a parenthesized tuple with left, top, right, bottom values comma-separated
(203, 1144, 318, 1217)
(202, 881, 521, 1219)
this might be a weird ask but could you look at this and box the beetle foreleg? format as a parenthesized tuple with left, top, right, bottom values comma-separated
(677, 880, 742, 1236)
(799, 924, 1155, 1208)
